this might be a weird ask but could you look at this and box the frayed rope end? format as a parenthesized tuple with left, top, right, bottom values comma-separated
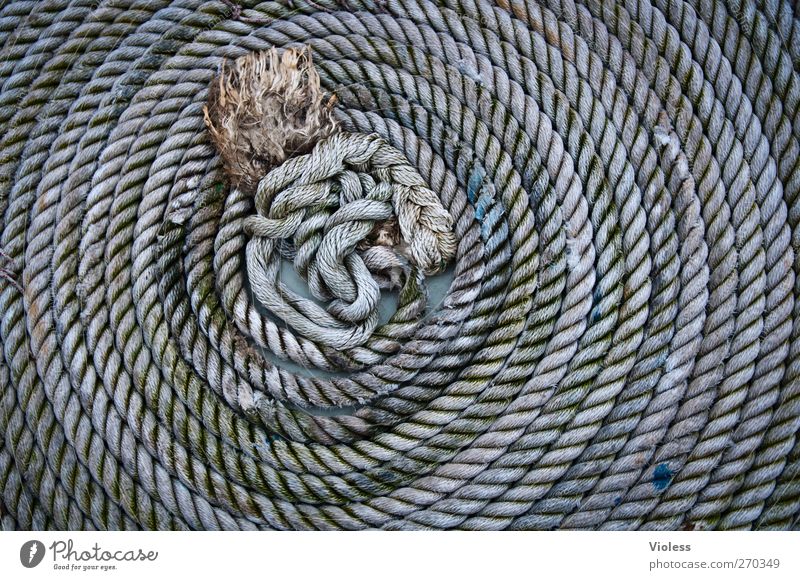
(203, 46, 338, 193)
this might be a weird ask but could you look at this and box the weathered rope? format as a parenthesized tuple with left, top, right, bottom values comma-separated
(245, 131, 456, 350)
(1, 0, 799, 531)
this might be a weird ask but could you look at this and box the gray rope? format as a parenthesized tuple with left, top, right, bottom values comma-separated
(244, 131, 456, 350)
(0, 0, 799, 531)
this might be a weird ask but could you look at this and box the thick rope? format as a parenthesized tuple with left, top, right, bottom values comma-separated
(245, 131, 456, 350)
(0, 0, 799, 531)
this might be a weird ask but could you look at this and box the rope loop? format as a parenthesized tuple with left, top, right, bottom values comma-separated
(243, 131, 456, 349)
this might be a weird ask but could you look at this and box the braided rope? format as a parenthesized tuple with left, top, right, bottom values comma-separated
(0, 0, 799, 530)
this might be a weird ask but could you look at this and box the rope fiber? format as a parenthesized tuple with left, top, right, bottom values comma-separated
(1, 0, 800, 530)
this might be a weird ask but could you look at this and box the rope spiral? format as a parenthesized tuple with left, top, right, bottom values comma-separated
(1, 0, 799, 530)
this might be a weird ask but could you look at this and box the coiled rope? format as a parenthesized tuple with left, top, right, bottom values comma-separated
(1, 0, 800, 530)
(245, 131, 457, 350)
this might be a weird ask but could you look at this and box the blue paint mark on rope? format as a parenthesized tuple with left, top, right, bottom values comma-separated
(475, 193, 491, 222)
(653, 463, 674, 491)
(467, 163, 506, 243)
(481, 204, 505, 238)
(467, 165, 485, 205)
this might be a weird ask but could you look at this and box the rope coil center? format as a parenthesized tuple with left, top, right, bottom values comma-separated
(243, 131, 456, 350)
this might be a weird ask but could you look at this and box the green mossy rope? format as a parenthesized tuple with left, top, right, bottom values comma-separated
(1, 0, 799, 530)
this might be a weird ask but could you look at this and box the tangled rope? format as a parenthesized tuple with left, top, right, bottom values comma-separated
(1, 0, 799, 531)
(245, 131, 456, 350)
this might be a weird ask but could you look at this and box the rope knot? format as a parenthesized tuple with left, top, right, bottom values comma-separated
(243, 131, 456, 349)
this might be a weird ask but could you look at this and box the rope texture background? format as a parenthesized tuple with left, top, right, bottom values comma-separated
(1, 0, 800, 530)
